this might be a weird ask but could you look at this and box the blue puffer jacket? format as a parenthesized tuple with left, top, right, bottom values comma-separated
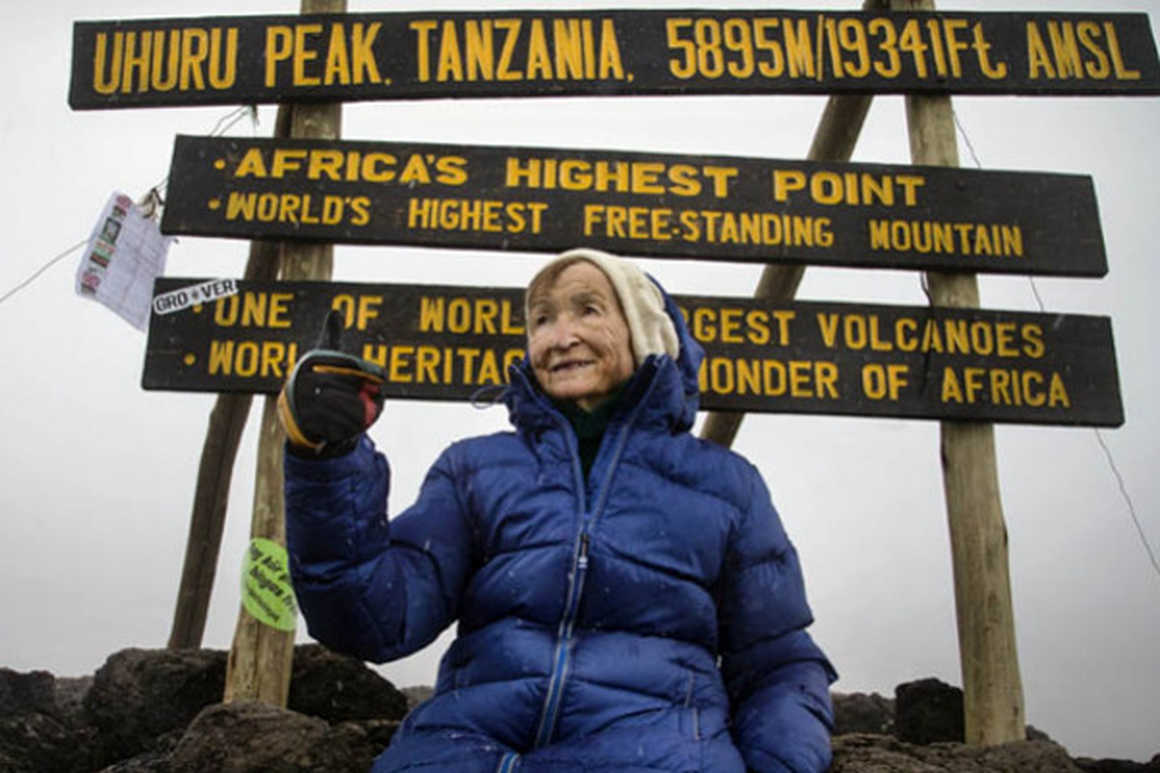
(285, 284, 836, 773)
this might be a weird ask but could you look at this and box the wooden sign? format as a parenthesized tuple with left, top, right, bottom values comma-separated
(69, 10, 1160, 109)
(144, 278, 1124, 427)
(160, 135, 1106, 277)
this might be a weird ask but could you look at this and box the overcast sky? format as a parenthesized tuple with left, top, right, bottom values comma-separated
(1, 0, 1157, 762)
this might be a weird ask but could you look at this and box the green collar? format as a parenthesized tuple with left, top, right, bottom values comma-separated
(554, 384, 627, 435)
(553, 384, 628, 478)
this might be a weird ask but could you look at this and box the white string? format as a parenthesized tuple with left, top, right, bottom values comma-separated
(149, 105, 258, 212)
(0, 105, 260, 310)
(952, 108, 1160, 587)
(0, 240, 87, 307)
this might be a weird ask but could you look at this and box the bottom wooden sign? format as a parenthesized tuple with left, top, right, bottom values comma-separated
(144, 278, 1123, 427)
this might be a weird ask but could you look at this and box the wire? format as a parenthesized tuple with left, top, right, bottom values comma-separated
(953, 109, 983, 169)
(952, 108, 1160, 587)
(0, 239, 87, 307)
(1096, 429, 1160, 580)
(149, 104, 258, 211)
(0, 104, 261, 310)
(953, 110, 1050, 314)
(207, 104, 253, 137)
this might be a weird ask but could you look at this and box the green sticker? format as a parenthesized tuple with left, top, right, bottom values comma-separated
(241, 538, 297, 632)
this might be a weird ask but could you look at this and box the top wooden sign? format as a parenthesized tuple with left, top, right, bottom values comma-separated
(69, 9, 1160, 108)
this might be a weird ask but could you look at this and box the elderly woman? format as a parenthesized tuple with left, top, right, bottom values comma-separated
(278, 248, 836, 772)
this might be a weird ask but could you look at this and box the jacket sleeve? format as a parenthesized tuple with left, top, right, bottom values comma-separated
(284, 435, 478, 663)
(718, 465, 837, 773)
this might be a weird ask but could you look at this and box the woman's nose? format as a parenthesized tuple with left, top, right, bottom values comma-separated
(546, 318, 581, 349)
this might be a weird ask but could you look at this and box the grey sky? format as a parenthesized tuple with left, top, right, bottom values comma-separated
(1, 0, 1157, 762)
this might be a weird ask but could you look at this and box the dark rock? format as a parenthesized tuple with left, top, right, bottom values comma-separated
(400, 685, 433, 713)
(1075, 755, 1160, 772)
(98, 728, 183, 773)
(10, 653, 1159, 773)
(0, 709, 93, 773)
(55, 675, 94, 724)
(95, 713, 401, 773)
(944, 738, 1085, 772)
(831, 732, 1084, 772)
(895, 677, 965, 745)
(832, 690, 894, 736)
(1026, 724, 1054, 743)
(72, 645, 408, 770)
(83, 648, 227, 766)
(288, 644, 408, 722)
(326, 719, 402, 772)
(166, 701, 371, 773)
(354, 717, 401, 751)
(99, 751, 174, 773)
(0, 668, 57, 717)
(0, 668, 93, 772)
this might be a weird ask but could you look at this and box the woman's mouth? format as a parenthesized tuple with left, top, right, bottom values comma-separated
(551, 359, 592, 373)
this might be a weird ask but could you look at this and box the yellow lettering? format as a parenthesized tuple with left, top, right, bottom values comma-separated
(465, 20, 494, 80)
(1022, 323, 1045, 358)
(597, 18, 625, 78)
(496, 19, 523, 80)
(351, 22, 382, 84)
(180, 28, 209, 90)
(271, 149, 308, 178)
(419, 296, 444, 332)
(265, 26, 293, 86)
(526, 19, 552, 79)
(816, 313, 839, 348)
(1026, 22, 1056, 79)
(267, 293, 292, 328)
(941, 366, 963, 403)
(234, 148, 268, 178)
(416, 346, 440, 383)
(324, 23, 351, 84)
(293, 24, 322, 86)
(1105, 21, 1141, 80)
(1049, 372, 1070, 407)
(719, 308, 744, 343)
(411, 20, 437, 81)
(772, 310, 795, 346)
(437, 20, 464, 81)
(389, 345, 415, 382)
(746, 310, 770, 346)
(93, 32, 123, 94)
(1078, 22, 1110, 79)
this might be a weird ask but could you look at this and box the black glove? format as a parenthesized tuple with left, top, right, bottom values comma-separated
(277, 310, 386, 457)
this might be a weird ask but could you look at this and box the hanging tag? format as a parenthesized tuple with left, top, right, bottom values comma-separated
(76, 191, 173, 331)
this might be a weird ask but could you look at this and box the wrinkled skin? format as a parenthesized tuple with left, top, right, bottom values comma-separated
(526, 261, 634, 412)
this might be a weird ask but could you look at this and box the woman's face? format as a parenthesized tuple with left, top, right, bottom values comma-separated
(527, 261, 635, 412)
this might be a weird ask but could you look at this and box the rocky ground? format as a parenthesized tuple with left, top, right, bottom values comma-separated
(1, 646, 1156, 772)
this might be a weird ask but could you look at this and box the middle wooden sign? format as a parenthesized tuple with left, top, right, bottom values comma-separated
(161, 134, 1106, 276)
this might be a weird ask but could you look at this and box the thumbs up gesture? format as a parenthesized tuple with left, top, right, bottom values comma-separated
(277, 310, 386, 457)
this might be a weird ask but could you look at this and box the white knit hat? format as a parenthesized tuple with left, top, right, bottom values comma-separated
(526, 248, 679, 367)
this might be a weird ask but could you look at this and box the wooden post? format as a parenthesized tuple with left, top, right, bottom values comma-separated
(893, 0, 1026, 746)
(698, 0, 887, 448)
(223, 0, 345, 706)
(168, 106, 292, 652)
(166, 241, 277, 651)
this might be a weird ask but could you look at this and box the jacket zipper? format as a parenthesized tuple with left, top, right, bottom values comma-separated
(532, 415, 590, 749)
(531, 378, 658, 748)
(495, 752, 519, 772)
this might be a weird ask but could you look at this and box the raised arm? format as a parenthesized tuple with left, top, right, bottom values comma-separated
(285, 437, 479, 663)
